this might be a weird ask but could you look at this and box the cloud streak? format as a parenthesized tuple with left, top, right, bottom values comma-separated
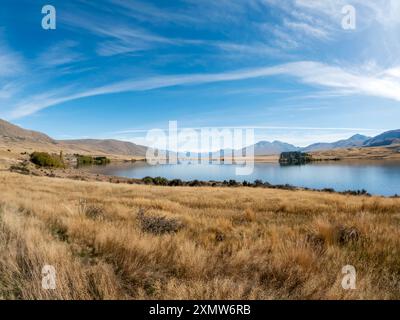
(7, 60, 400, 119)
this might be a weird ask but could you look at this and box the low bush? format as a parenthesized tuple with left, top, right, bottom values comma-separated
(76, 155, 110, 165)
(143, 176, 154, 184)
(30, 152, 65, 168)
(10, 162, 30, 174)
(169, 179, 184, 186)
(153, 177, 169, 185)
(137, 208, 183, 235)
(78, 199, 105, 220)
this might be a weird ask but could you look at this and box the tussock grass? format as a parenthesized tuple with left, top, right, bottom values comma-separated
(0, 172, 400, 299)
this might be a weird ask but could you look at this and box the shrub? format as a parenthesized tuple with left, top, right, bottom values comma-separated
(136, 208, 183, 235)
(336, 226, 360, 245)
(142, 176, 154, 184)
(307, 222, 361, 248)
(93, 157, 110, 165)
(30, 152, 65, 168)
(341, 189, 371, 196)
(228, 179, 238, 186)
(76, 155, 93, 165)
(76, 155, 110, 165)
(189, 180, 202, 186)
(78, 199, 104, 220)
(153, 177, 169, 185)
(169, 179, 184, 186)
(10, 162, 30, 174)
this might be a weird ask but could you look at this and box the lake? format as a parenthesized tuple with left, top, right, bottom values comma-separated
(81, 160, 400, 196)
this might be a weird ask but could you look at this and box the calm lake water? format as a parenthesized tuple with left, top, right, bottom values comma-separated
(82, 160, 400, 196)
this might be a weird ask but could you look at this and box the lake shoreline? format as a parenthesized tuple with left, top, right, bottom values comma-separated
(8, 160, 400, 199)
(3, 146, 400, 197)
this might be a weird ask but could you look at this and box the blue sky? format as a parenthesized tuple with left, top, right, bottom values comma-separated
(1, 0, 400, 147)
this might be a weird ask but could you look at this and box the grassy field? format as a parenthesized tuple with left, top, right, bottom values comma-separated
(1, 171, 400, 300)
(310, 144, 400, 161)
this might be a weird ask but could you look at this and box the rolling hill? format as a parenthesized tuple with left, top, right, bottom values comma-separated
(59, 139, 148, 157)
(363, 129, 400, 147)
(302, 134, 370, 152)
(248, 141, 299, 155)
(0, 119, 147, 157)
(242, 131, 399, 156)
(1, 118, 400, 158)
(0, 119, 55, 144)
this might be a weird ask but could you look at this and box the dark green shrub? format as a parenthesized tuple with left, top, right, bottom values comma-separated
(189, 180, 202, 186)
(169, 179, 184, 186)
(143, 176, 154, 184)
(228, 179, 238, 186)
(76, 155, 93, 165)
(76, 155, 110, 165)
(93, 157, 111, 165)
(30, 152, 65, 168)
(153, 176, 169, 185)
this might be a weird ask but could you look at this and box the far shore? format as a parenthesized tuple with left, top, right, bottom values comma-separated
(5, 153, 399, 199)
(1, 143, 400, 199)
(1, 141, 400, 166)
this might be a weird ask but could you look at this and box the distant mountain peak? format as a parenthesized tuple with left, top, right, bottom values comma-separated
(363, 129, 400, 147)
(349, 134, 369, 140)
(301, 133, 371, 152)
(247, 140, 299, 155)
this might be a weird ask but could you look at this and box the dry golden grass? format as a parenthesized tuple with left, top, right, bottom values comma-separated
(1, 171, 400, 300)
(311, 144, 400, 161)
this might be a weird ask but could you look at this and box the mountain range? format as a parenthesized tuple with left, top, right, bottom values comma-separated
(0, 119, 147, 157)
(0, 118, 400, 156)
(245, 131, 400, 155)
(302, 134, 370, 152)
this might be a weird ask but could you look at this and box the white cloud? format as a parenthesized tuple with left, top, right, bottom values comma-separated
(0, 33, 26, 105)
(0, 40, 24, 78)
(2, 0, 400, 122)
(283, 20, 330, 39)
(61, 10, 180, 56)
(109, 0, 200, 25)
(36, 41, 82, 68)
(0, 83, 18, 99)
(7, 60, 400, 119)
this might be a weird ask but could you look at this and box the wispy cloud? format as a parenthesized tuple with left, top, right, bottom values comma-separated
(0, 83, 18, 99)
(0, 32, 26, 107)
(283, 20, 330, 40)
(7, 60, 400, 119)
(61, 9, 181, 56)
(36, 41, 83, 68)
(2, 0, 400, 131)
(0, 36, 24, 78)
(108, 0, 201, 25)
